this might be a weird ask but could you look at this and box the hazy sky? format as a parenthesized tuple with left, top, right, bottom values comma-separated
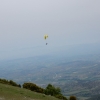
(0, 0, 100, 60)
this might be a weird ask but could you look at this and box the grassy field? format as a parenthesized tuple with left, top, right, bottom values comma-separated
(0, 83, 60, 100)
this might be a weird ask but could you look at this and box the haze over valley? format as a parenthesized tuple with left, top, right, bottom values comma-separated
(0, 44, 100, 99)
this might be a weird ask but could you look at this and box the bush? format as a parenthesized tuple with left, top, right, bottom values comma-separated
(44, 84, 68, 100)
(69, 96, 77, 100)
(23, 82, 44, 93)
(55, 94, 68, 100)
(44, 84, 61, 96)
(0, 78, 21, 87)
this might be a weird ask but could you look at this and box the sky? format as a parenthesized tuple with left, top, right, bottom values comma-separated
(0, 0, 100, 60)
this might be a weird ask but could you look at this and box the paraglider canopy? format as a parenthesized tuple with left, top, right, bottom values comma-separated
(44, 35, 48, 40)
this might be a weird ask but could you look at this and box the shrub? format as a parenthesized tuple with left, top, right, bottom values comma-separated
(0, 78, 21, 87)
(69, 96, 77, 100)
(23, 82, 44, 93)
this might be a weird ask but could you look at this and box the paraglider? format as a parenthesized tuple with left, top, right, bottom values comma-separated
(44, 34, 48, 45)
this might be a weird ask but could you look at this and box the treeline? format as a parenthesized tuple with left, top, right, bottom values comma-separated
(0, 78, 21, 87)
(0, 78, 77, 100)
(23, 82, 44, 93)
(23, 83, 67, 100)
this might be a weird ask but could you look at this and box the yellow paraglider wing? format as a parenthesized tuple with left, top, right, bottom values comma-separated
(44, 35, 48, 40)
(46, 35, 48, 38)
(44, 35, 46, 40)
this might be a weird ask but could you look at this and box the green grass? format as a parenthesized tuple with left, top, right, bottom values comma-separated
(0, 83, 60, 100)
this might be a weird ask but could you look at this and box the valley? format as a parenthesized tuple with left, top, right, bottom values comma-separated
(0, 54, 100, 99)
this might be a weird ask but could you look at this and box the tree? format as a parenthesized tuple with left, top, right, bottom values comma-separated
(69, 96, 77, 100)
(44, 84, 68, 100)
(44, 84, 61, 96)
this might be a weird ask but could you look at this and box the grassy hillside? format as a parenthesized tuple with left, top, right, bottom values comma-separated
(0, 83, 60, 100)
